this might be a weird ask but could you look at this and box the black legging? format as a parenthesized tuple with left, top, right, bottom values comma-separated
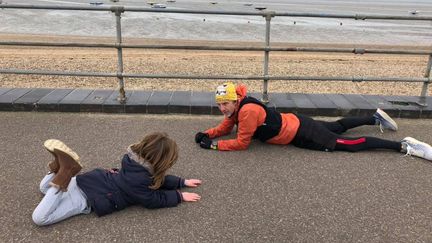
(319, 117, 401, 152)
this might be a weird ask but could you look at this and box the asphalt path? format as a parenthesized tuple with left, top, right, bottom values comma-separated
(1, 112, 432, 242)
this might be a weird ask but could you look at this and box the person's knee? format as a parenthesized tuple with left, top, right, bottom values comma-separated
(32, 210, 50, 226)
(39, 184, 47, 194)
(335, 121, 348, 134)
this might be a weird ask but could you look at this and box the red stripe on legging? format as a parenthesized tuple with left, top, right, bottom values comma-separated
(336, 137, 366, 145)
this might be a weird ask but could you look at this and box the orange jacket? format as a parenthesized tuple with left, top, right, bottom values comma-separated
(205, 84, 300, 151)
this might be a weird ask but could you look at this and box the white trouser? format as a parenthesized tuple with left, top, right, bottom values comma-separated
(32, 173, 91, 226)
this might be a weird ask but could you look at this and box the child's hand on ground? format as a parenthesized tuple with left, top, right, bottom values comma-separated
(182, 192, 201, 202)
(185, 179, 202, 188)
(106, 168, 119, 174)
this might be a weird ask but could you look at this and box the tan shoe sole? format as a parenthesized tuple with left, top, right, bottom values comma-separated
(43, 139, 81, 164)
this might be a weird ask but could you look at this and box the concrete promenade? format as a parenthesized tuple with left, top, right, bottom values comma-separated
(0, 87, 431, 118)
(1, 112, 431, 242)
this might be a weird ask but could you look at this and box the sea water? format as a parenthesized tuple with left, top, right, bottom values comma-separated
(1, 0, 432, 45)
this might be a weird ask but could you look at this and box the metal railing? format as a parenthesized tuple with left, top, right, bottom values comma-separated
(0, 3, 431, 105)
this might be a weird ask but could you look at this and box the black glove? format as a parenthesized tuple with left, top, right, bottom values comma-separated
(195, 132, 209, 143)
(200, 136, 217, 150)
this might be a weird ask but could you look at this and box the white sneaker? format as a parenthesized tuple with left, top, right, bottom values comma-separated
(373, 108, 398, 132)
(401, 137, 432, 161)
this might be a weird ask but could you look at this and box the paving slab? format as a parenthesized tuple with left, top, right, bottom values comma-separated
(0, 87, 13, 96)
(381, 95, 421, 118)
(0, 88, 32, 111)
(125, 90, 152, 113)
(362, 95, 400, 117)
(147, 91, 173, 114)
(103, 90, 132, 113)
(307, 94, 339, 116)
(391, 95, 429, 118)
(268, 93, 296, 114)
(169, 91, 191, 114)
(81, 89, 115, 113)
(289, 93, 317, 116)
(343, 94, 376, 117)
(37, 89, 74, 112)
(13, 88, 53, 111)
(324, 94, 358, 117)
(192, 91, 213, 115)
(59, 89, 93, 112)
(247, 92, 262, 101)
(420, 96, 432, 118)
(244, 92, 276, 109)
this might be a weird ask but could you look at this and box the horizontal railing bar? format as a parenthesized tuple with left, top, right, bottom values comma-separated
(275, 13, 432, 21)
(0, 69, 115, 77)
(0, 4, 114, 11)
(2, 4, 432, 20)
(0, 69, 429, 83)
(0, 41, 114, 48)
(268, 76, 430, 82)
(1, 41, 431, 55)
(271, 48, 432, 55)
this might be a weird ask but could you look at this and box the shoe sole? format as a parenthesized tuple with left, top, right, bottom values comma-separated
(376, 109, 398, 131)
(44, 139, 81, 164)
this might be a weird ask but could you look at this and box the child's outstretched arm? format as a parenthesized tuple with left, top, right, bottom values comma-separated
(181, 192, 201, 202)
(161, 176, 202, 189)
(195, 117, 235, 144)
(152, 176, 202, 204)
(184, 179, 201, 188)
(180, 179, 202, 202)
(134, 183, 202, 208)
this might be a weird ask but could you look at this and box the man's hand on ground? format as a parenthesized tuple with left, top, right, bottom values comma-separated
(195, 132, 209, 143)
(200, 136, 217, 150)
(199, 136, 212, 149)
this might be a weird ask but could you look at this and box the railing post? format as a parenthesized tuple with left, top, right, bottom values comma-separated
(420, 54, 432, 106)
(262, 11, 274, 104)
(112, 6, 126, 102)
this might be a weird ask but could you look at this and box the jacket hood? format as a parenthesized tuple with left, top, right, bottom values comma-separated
(236, 83, 247, 100)
(125, 146, 154, 174)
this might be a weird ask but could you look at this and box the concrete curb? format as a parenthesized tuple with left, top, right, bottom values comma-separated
(0, 87, 431, 118)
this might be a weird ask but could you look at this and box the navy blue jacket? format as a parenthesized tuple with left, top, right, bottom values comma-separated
(76, 154, 184, 217)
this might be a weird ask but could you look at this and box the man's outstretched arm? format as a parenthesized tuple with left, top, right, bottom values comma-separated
(200, 105, 265, 151)
(195, 117, 235, 144)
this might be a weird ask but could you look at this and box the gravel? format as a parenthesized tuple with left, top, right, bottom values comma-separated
(0, 34, 430, 96)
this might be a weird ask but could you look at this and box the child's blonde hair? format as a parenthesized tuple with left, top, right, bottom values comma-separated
(130, 132, 179, 189)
